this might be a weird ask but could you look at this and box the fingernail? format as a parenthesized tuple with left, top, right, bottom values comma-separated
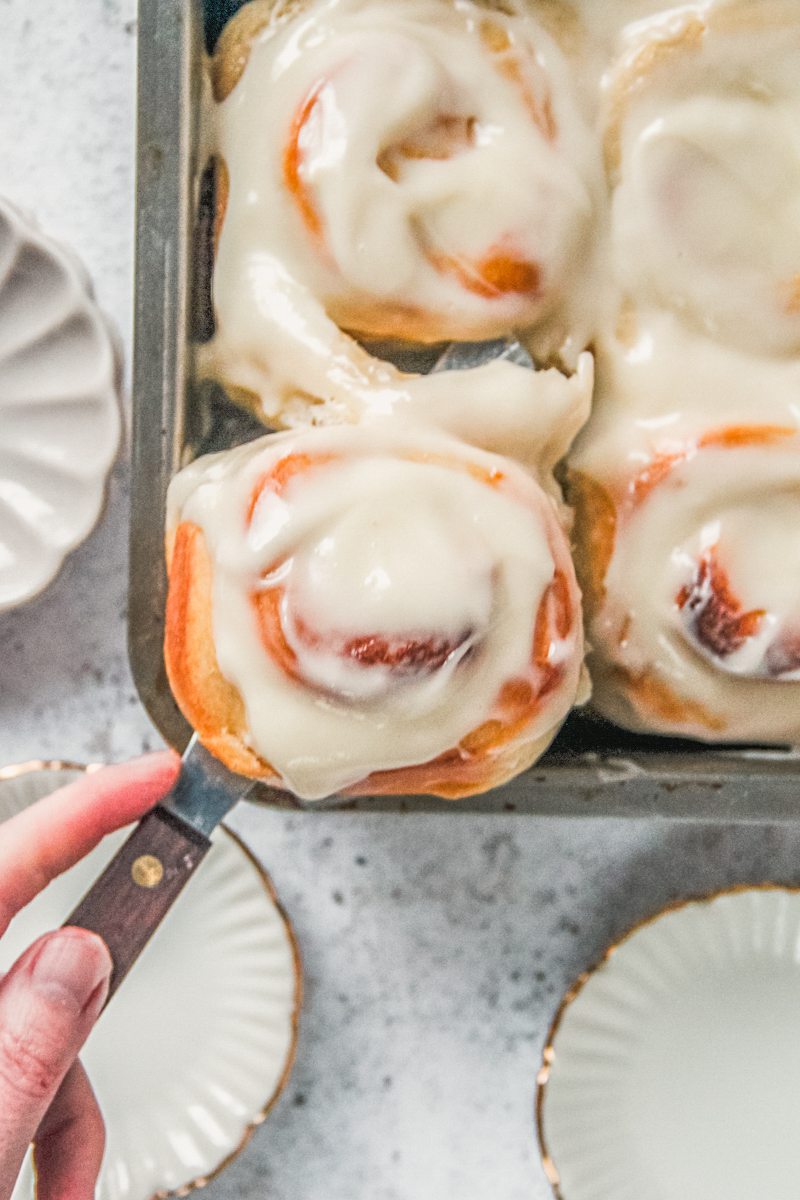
(28, 931, 112, 1015)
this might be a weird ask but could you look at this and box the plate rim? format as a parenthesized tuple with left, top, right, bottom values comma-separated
(0, 197, 123, 616)
(534, 880, 800, 1199)
(0, 758, 303, 1200)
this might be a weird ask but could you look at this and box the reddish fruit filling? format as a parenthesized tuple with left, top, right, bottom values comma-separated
(291, 617, 473, 678)
(676, 547, 764, 659)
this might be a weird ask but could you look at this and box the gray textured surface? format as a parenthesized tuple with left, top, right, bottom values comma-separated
(1, 4, 800, 1199)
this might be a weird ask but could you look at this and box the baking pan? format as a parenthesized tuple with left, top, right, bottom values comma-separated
(129, 0, 800, 818)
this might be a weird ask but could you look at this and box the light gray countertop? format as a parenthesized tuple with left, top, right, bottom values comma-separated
(2, 4, 799, 1198)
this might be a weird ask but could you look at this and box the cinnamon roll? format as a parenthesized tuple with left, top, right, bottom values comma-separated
(604, 1, 800, 358)
(571, 425, 800, 743)
(199, 0, 600, 424)
(165, 424, 587, 800)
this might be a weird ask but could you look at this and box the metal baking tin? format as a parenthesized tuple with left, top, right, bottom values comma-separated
(129, 0, 800, 817)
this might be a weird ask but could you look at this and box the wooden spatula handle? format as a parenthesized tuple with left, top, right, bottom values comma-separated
(65, 806, 211, 1001)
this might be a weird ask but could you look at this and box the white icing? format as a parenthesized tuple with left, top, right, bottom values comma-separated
(610, 13, 800, 357)
(168, 424, 584, 798)
(571, 312, 800, 475)
(352, 352, 594, 482)
(201, 0, 601, 421)
(282, 484, 496, 636)
(588, 435, 800, 741)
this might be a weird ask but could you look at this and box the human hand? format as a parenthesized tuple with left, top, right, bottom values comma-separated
(0, 751, 180, 1200)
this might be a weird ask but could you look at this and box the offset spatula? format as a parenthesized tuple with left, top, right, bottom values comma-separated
(67, 337, 535, 1002)
(432, 337, 533, 373)
(67, 735, 253, 1000)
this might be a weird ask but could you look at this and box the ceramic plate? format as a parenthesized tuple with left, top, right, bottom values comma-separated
(0, 764, 301, 1200)
(0, 200, 121, 612)
(537, 886, 800, 1200)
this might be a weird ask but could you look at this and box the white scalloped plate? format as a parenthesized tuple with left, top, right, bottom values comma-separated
(0, 200, 121, 612)
(537, 886, 800, 1200)
(0, 765, 301, 1200)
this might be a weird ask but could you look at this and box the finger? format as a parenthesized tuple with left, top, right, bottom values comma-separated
(33, 1060, 105, 1200)
(0, 750, 180, 936)
(0, 928, 111, 1199)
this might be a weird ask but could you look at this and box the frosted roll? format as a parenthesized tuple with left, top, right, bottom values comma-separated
(200, 0, 600, 423)
(571, 426, 800, 743)
(166, 425, 587, 800)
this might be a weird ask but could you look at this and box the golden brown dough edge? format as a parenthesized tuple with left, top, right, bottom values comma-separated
(165, 521, 280, 781)
(567, 469, 725, 736)
(212, 0, 306, 102)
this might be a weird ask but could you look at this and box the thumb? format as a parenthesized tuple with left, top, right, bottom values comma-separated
(0, 929, 111, 1199)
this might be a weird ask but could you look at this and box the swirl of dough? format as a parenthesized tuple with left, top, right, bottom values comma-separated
(200, 0, 598, 422)
(571, 425, 800, 743)
(604, 1, 800, 357)
(165, 424, 586, 800)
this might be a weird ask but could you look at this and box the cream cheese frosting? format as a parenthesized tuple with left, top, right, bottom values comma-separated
(578, 429, 800, 742)
(167, 424, 586, 797)
(605, 2, 800, 358)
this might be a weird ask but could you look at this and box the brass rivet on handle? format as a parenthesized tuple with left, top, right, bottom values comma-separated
(131, 854, 164, 888)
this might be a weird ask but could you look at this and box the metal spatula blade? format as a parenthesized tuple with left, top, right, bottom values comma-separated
(161, 733, 254, 837)
(432, 337, 534, 373)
